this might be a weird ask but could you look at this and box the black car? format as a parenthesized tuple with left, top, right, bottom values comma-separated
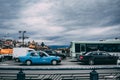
(77, 51, 119, 65)
(44, 50, 66, 59)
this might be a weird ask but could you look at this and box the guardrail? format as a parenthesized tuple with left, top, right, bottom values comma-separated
(0, 67, 120, 80)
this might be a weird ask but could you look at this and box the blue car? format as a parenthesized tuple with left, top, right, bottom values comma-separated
(19, 51, 61, 65)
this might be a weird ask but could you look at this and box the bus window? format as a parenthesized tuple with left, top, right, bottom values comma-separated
(117, 44, 120, 52)
(86, 44, 98, 52)
(98, 44, 120, 52)
(81, 45, 85, 52)
(75, 43, 80, 53)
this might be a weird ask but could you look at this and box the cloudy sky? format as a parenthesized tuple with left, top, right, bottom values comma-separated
(0, 0, 120, 45)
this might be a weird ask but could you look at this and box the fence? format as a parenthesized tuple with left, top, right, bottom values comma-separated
(0, 67, 120, 80)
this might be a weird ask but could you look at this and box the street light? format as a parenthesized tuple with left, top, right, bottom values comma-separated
(19, 31, 28, 47)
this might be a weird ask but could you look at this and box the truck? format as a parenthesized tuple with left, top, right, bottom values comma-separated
(0, 45, 13, 60)
(13, 47, 35, 62)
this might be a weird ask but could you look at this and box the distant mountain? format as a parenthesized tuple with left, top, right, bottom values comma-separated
(48, 45, 69, 49)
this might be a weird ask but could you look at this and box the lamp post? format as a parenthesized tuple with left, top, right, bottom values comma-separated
(19, 31, 28, 47)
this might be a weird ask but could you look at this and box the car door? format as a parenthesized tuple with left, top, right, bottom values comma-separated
(105, 52, 117, 64)
(99, 52, 109, 64)
(29, 52, 41, 64)
(92, 52, 101, 63)
(94, 52, 107, 64)
(39, 51, 51, 64)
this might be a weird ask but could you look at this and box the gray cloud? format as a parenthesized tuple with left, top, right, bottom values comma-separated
(0, 0, 120, 45)
(51, 0, 120, 27)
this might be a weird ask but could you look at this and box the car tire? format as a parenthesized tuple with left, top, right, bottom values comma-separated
(15, 58, 19, 62)
(26, 60, 32, 66)
(117, 59, 120, 65)
(51, 60, 57, 65)
(89, 60, 94, 65)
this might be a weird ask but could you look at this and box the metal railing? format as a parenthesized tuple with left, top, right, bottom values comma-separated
(0, 67, 120, 80)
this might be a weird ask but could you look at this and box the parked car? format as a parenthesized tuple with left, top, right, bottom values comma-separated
(77, 51, 119, 65)
(19, 51, 61, 65)
(44, 50, 66, 59)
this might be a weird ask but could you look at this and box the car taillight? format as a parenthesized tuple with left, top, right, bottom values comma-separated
(80, 56, 83, 60)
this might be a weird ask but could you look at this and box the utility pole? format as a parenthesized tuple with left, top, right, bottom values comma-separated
(19, 31, 28, 47)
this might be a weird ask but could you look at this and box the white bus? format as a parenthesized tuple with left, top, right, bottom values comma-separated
(70, 39, 120, 60)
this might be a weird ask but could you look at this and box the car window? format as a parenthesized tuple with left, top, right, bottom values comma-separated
(98, 52, 103, 55)
(30, 52, 38, 56)
(102, 52, 110, 56)
(45, 51, 51, 53)
(92, 52, 98, 55)
(85, 52, 98, 55)
(52, 51, 57, 54)
(28, 50, 34, 52)
(39, 52, 48, 57)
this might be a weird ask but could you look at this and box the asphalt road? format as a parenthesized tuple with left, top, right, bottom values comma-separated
(0, 57, 120, 68)
(0, 58, 120, 80)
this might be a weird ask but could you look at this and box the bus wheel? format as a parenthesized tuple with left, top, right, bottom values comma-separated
(15, 58, 19, 62)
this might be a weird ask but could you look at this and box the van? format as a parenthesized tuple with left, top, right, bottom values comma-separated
(13, 47, 35, 61)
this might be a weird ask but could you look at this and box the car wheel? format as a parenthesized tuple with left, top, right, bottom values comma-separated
(15, 58, 19, 62)
(26, 60, 32, 66)
(51, 60, 57, 65)
(117, 59, 120, 65)
(89, 60, 94, 65)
